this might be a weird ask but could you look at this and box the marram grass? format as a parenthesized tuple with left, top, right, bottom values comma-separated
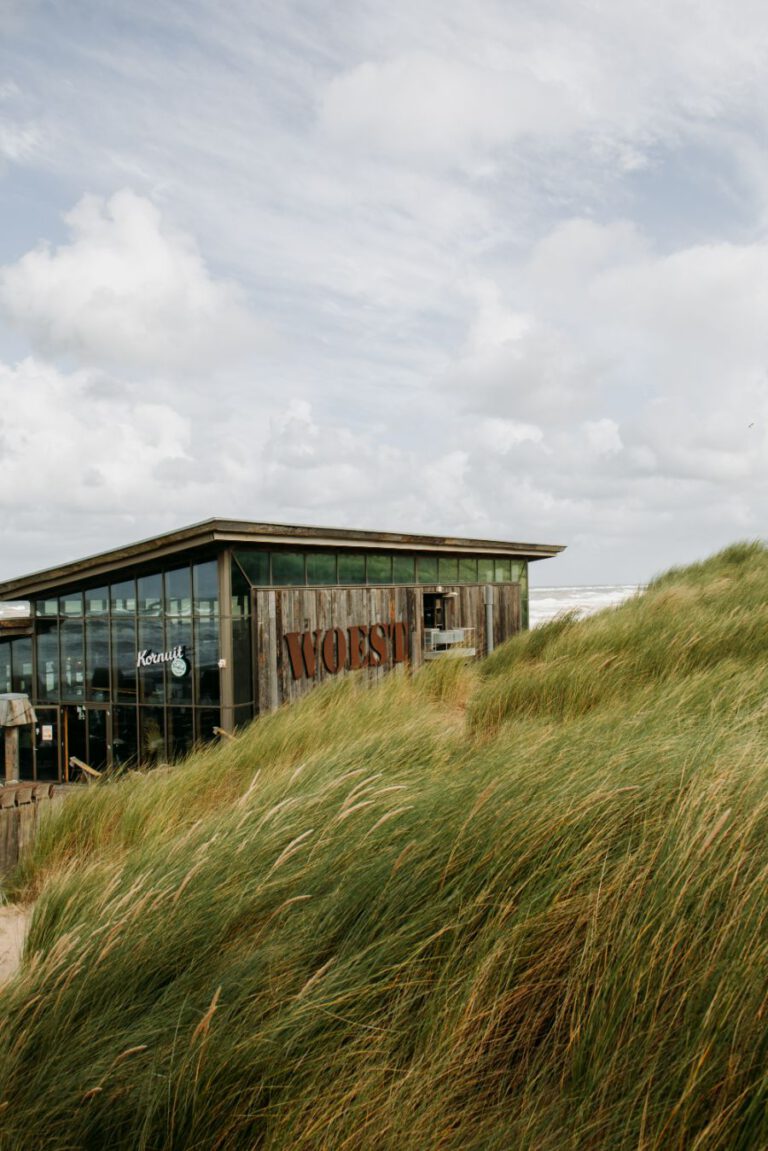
(2, 543, 768, 1148)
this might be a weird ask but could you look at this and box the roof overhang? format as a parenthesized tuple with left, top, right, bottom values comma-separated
(0, 518, 566, 599)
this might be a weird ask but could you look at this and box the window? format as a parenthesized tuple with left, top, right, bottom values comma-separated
(111, 580, 136, 615)
(272, 552, 305, 586)
(165, 568, 191, 615)
(393, 555, 416, 583)
(307, 553, 337, 584)
(193, 561, 219, 616)
(418, 556, 438, 584)
(338, 554, 365, 584)
(367, 554, 393, 584)
(478, 557, 495, 583)
(234, 550, 270, 586)
(438, 557, 459, 583)
(137, 574, 162, 616)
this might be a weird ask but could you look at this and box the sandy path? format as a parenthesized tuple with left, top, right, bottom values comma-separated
(0, 906, 28, 984)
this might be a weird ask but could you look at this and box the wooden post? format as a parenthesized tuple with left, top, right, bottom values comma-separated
(217, 549, 235, 736)
(4, 728, 19, 785)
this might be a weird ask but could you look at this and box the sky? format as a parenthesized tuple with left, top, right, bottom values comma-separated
(0, 0, 767, 587)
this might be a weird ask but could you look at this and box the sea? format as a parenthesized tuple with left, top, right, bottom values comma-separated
(529, 585, 642, 628)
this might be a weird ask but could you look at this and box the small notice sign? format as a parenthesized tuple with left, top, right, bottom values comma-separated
(41, 725, 53, 742)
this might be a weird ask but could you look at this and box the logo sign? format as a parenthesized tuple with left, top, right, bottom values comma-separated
(136, 645, 190, 678)
(284, 622, 408, 681)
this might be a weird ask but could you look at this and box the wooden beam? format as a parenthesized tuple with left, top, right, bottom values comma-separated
(4, 729, 19, 785)
(68, 756, 102, 782)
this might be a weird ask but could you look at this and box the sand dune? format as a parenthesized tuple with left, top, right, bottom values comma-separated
(0, 907, 27, 984)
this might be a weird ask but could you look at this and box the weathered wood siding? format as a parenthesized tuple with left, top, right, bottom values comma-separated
(253, 583, 521, 712)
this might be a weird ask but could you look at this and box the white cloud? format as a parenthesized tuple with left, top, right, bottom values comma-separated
(583, 418, 623, 456)
(0, 79, 41, 163)
(446, 317, 603, 425)
(472, 417, 544, 455)
(320, 51, 582, 160)
(318, 2, 768, 173)
(0, 120, 39, 162)
(0, 190, 262, 373)
(0, 357, 197, 511)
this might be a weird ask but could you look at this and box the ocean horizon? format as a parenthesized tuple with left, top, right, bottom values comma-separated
(529, 585, 642, 628)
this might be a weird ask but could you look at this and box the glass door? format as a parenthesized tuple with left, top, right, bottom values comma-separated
(34, 707, 60, 781)
(62, 705, 87, 782)
(87, 707, 110, 772)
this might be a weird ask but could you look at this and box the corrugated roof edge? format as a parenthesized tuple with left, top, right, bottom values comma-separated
(0, 517, 566, 599)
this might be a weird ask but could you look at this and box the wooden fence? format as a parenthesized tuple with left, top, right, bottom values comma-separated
(0, 784, 62, 877)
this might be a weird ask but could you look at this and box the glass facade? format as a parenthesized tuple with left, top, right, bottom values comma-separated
(0, 555, 222, 779)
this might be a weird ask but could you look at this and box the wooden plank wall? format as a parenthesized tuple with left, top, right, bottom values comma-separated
(254, 582, 521, 712)
(494, 583, 521, 647)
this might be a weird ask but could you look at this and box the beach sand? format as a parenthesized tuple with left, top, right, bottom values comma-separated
(0, 906, 27, 984)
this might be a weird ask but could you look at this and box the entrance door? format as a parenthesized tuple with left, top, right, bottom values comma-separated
(62, 706, 113, 778)
(34, 707, 60, 781)
(62, 706, 87, 782)
(423, 593, 444, 630)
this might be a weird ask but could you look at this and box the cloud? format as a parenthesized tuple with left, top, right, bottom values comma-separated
(318, 3, 768, 174)
(429, 214, 768, 570)
(319, 51, 582, 161)
(446, 316, 604, 425)
(0, 190, 262, 373)
(0, 120, 40, 163)
(0, 78, 41, 164)
(583, 418, 623, 457)
(0, 357, 193, 509)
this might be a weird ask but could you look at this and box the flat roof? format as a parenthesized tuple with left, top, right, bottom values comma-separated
(0, 518, 565, 599)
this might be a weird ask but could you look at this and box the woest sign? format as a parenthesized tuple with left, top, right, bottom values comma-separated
(284, 622, 408, 680)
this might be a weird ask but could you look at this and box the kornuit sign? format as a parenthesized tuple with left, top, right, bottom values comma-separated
(136, 645, 190, 678)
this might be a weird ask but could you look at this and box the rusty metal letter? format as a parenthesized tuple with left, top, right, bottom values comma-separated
(322, 628, 348, 674)
(369, 623, 388, 666)
(348, 625, 369, 670)
(284, 630, 321, 680)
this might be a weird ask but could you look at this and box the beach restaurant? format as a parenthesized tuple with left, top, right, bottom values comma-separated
(0, 519, 564, 780)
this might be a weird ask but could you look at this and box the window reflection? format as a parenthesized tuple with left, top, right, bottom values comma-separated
(272, 552, 305, 585)
(35, 622, 58, 701)
(367, 554, 393, 584)
(85, 619, 110, 701)
(85, 586, 109, 615)
(59, 621, 84, 700)
(0, 643, 10, 694)
(137, 573, 162, 616)
(193, 561, 219, 615)
(195, 617, 220, 705)
(338, 554, 365, 584)
(165, 567, 192, 615)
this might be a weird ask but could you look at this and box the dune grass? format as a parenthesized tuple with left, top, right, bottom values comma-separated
(1, 543, 768, 1147)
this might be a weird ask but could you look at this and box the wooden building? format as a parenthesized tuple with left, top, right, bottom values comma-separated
(0, 519, 564, 779)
